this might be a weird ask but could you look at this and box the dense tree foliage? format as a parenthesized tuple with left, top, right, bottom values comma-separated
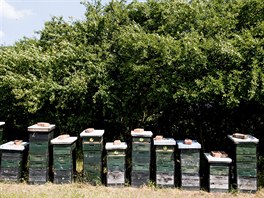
(0, 0, 263, 155)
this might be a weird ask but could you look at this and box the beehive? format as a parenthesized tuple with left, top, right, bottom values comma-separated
(105, 141, 127, 186)
(131, 129, 152, 186)
(176, 140, 201, 190)
(204, 152, 232, 192)
(0, 141, 29, 182)
(28, 123, 55, 184)
(228, 134, 259, 192)
(154, 137, 176, 187)
(0, 122, 5, 144)
(51, 135, 77, 184)
(80, 128, 104, 184)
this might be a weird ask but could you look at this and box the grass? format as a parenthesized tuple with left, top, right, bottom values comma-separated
(0, 183, 263, 198)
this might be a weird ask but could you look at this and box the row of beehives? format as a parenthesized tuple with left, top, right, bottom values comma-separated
(0, 122, 259, 193)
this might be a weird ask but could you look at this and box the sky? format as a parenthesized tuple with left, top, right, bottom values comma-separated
(0, 0, 102, 46)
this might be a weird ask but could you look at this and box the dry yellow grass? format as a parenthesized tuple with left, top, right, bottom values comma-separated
(0, 183, 263, 198)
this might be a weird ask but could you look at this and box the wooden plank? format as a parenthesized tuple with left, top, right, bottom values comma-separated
(236, 144, 256, 155)
(107, 171, 125, 184)
(132, 137, 151, 143)
(156, 163, 174, 172)
(82, 142, 103, 151)
(132, 143, 151, 152)
(29, 131, 54, 141)
(236, 154, 256, 162)
(237, 177, 257, 191)
(82, 136, 103, 143)
(156, 172, 174, 186)
(210, 165, 229, 176)
(209, 175, 229, 190)
(181, 166, 199, 174)
(181, 174, 200, 187)
(132, 163, 150, 171)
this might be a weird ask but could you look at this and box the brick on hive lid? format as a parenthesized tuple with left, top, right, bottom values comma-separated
(184, 138, 192, 145)
(85, 128, 94, 133)
(57, 134, 70, 140)
(232, 133, 248, 139)
(113, 140, 121, 145)
(154, 135, 163, 140)
(133, 128, 144, 133)
(14, 140, 23, 145)
(37, 122, 50, 127)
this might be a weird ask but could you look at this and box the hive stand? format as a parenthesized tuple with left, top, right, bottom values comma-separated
(154, 138, 176, 187)
(51, 135, 77, 184)
(0, 122, 5, 144)
(228, 135, 259, 192)
(80, 129, 104, 184)
(204, 153, 232, 192)
(28, 123, 55, 184)
(0, 141, 29, 182)
(176, 140, 201, 190)
(105, 142, 127, 187)
(131, 129, 153, 186)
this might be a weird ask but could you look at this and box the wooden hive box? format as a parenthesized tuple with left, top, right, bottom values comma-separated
(131, 129, 153, 187)
(105, 142, 127, 187)
(0, 122, 5, 144)
(154, 138, 176, 187)
(51, 135, 77, 184)
(228, 134, 259, 192)
(28, 123, 55, 184)
(176, 140, 201, 190)
(0, 141, 29, 182)
(204, 153, 232, 193)
(80, 129, 104, 184)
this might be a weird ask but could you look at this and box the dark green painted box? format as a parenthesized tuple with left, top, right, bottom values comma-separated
(204, 153, 232, 193)
(0, 141, 29, 182)
(106, 142, 127, 186)
(80, 129, 104, 184)
(228, 135, 259, 192)
(154, 138, 176, 187)
(176, 140, 201, 190)
(51, 136, 77, 184)
(131, 130, 153, 187)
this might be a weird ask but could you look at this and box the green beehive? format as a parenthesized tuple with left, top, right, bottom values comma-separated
(28, 123, 55, 184)
(80, 128, 104, 184)
(154, 137, 176, 187)
(0, 122, 5, 144)
(204, 153, 232, 192)
(51, 135, 77, 184)
(0, 141, 29, 182)
(228, 134, 259, 192)
(105, 141, 127, 187)
(131, 129, 153, 186)
(176, 140, 201, 190)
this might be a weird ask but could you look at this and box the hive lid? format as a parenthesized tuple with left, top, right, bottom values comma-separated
(154, 138, 176, 146)
(227, 134, 259, 144)
(131, 130, 153, 137)
(28, 123, 55, 132)
(51, 135, 77, 144)
(105, 142, 127, 150)
(0, 141, 29, 151)
(204, 153, 232, 163)
(0, 122, 5, 126)
(80, 129, 104, 137)
(176, 140, 201, 149)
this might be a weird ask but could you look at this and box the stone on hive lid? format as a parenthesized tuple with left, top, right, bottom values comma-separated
(227, 134, 259, 144)
(80, 128, 104, 137)
(154, 137, 176, 146)
(177, 140, 201, 149)
(28, 122, 55, 132)
(131, 128, 153, 137)
(204, 153, 232, 163)
(51, 135, 77, 145)
(0, 141, 29, 151)
(0, 122, 5, 126)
